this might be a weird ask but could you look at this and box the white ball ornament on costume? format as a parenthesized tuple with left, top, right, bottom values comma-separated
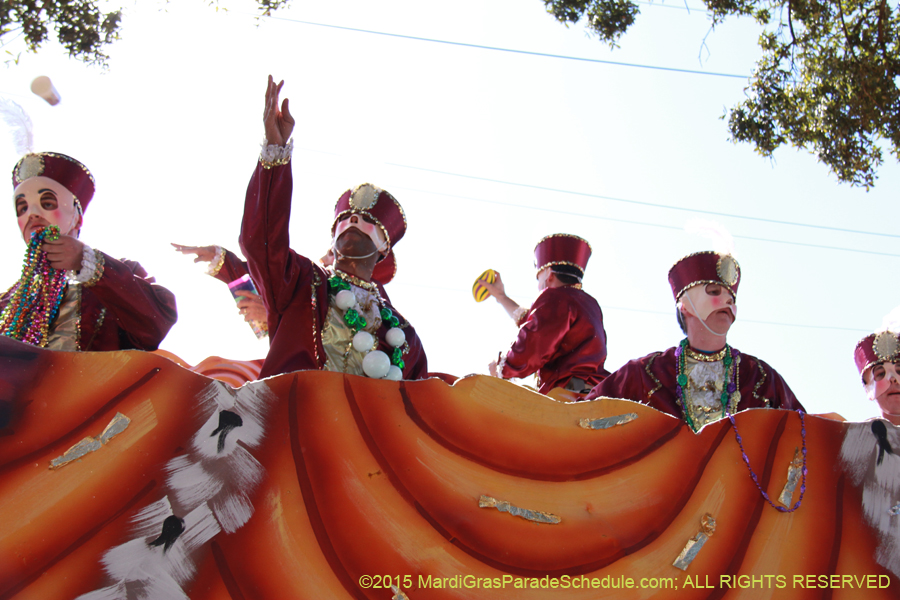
(335, 289, 357, 310)
(352, 330, 375, 352)
(385, 327, 405, 348)
(362, 350, 391, 379)
(385, 365, 403, 381)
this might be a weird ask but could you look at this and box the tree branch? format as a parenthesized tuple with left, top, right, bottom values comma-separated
(836, 0, 858, 58)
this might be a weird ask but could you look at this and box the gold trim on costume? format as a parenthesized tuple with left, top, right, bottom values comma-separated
(752, 362, 768, 405)
(311, 269, 322, 368)
(84, 250, 105, 287)
(332, 268, 379, 293)
(716, 254, 740, 287)
(82, 308, 106, 351)
(208, 246, 226, 278)
(259, 155, 290, 169)
(645, 352, 663, 398)
(534, 233, 592, 252)
(349, 183, 381, 210)
(873, 331, 900, 362)
(684, 345, 727, 362)
(536, 261, 585, 277)
(16, 153, 44, 180)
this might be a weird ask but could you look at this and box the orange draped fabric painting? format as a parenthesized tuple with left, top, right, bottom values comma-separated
(0, 337, 897, 599)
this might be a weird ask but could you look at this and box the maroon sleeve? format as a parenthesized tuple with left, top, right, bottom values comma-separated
(212, 248, 250, 284)
(401, 326, 428, 380)
(500, 290, 573, 380)
(754, 359, 806, 412)
(585, 359, 650, 402)
(88, 253, 177, 350)
(239, 160, 314, 319)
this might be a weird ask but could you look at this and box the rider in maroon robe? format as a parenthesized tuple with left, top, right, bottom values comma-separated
(2, 152, 176, 352)
(484, 234, 609, 394)
(239, 76, 426, 380)
(586, 250, 802, 430)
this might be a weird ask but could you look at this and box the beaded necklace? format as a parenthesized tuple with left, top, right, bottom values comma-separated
(675, 339, 737, 432)
(674, 337, 808, 512)
(0, 225, 68, 347)
(327, 271, 408, 379)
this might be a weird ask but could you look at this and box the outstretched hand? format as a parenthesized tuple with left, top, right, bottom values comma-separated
(264, 75, 294, 146)
(171, 243, 216, 263)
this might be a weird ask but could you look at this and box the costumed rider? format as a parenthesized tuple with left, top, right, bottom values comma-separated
(485, 234, 609, 394)
(854, 310, 900, 426)
(586, 250, 804, 431)
(1, 152, 177, 350)
(239, 76, 427, 380)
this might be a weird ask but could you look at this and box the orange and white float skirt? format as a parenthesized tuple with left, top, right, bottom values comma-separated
(0, 336, 898, 599)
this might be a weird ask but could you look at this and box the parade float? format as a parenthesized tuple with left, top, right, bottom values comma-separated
(1, 338, 898, 599)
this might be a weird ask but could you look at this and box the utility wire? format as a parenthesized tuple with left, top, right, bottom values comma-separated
(292, 145, 899, 257)
(389, 184, 899, 258)
(255, 13, 748, 79)
(386, 163, 900, 240)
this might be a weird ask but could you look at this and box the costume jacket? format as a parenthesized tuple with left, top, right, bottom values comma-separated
(0, 253, 177, 352)
(585, 346, 805, 420)
(210, 249, 249, 285)
(500, 286, 609, 394)
(239, 159, 427, 380)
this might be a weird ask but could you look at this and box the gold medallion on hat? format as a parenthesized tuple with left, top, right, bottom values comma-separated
(350, 184, 381, 210)
(873, 331, 900, 362)
(16, 154, 45, 181)
(716, 254, 739, 287)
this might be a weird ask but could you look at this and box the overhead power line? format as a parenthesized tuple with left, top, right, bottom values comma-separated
(255, 13, 747, 79)
(386, 163, 900, 240)
(389, 184, 899, 258)
(291, 145, 898, 256)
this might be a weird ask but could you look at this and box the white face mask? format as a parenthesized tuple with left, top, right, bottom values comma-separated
(332, 214, 387, 259)
(14, 176, 81, 242)
(679, 284, 737, 337)
(865, 362, 900, 402)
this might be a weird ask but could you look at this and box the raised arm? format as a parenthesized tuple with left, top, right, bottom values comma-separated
(478, 272, 526, 325)
(239, 76, 315, 315)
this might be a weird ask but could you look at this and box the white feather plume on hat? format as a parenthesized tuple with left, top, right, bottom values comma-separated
(0, 97, 34, 156)
(880, 306, 900, 333)
(685, 219, 735, 257)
